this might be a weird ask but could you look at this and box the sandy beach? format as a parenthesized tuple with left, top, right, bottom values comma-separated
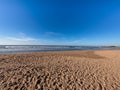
(0, 50, 120, 90)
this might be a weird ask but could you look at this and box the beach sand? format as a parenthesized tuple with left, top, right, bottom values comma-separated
(0, 50, 120, 90)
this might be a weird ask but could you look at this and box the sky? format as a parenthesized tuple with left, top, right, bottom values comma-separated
(0, 0, 120, 45)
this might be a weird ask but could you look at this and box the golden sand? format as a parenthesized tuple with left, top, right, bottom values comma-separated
(0, 50, 120, 90)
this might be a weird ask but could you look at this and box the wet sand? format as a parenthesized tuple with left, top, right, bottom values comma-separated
(0, 50, 120, 90)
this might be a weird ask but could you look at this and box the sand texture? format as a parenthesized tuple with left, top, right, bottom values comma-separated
(0, 50, 120, 90)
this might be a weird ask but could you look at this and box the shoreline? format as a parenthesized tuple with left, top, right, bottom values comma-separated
(0, 49, 120, 55)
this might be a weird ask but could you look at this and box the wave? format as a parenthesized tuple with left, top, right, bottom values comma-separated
(0, 45, 119, 54)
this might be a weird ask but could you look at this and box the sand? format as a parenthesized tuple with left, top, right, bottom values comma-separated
(0, 50, 120, 90)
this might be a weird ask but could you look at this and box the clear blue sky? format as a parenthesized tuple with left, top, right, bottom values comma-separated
(0, 0, 120, 45)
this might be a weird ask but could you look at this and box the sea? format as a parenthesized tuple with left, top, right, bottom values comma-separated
(0, 45, 119, 54)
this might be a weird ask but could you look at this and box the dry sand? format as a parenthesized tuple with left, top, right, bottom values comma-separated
(0, 50, 120, 90)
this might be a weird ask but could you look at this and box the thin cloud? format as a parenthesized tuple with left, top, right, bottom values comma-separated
(0, 32, 38, 45)
(0, 32, 58, 45)
(45, 32, 63, 36)
(6, 37, 36, 42)
(18, 32, 26, 37)
(0, 37, 38, 45)
(5, 32, 37, 42)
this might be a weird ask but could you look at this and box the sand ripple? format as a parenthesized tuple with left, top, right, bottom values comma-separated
(0, 50, 120, 90)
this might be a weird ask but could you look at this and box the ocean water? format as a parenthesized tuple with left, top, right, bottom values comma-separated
(0, 45, 119, 54)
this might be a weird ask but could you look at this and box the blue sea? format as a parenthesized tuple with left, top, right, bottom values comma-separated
(0, 45, 119, 54)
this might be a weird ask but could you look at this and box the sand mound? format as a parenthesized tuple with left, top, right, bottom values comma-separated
(0, 50, 120, 90)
